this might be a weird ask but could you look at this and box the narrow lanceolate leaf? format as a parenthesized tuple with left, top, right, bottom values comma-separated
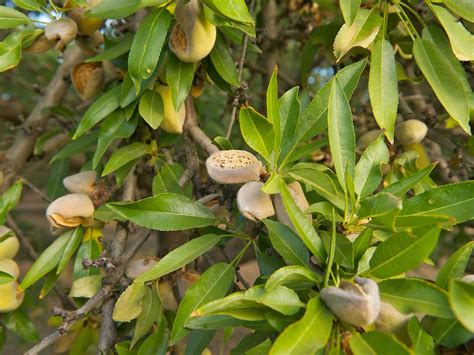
(369, 227, 440, 278)
(93, 112, 138, 168)
(267, 69, 280, 155)
(86, 33, 134, 62)
(166, 52, 194, 111)
(381, 163, 435, 197)
(107, 194, 216, 231)
(73, 86, 121, 139)
(436, 242, 474, 290)
(102, 142, 150, 176)
(112, 282, 146, 322)
(333, 8, 382, 61)
(0, 6, 31, 29)
(340, 0, 361, 25)
(432, 5, 474, 62)
(131, 287, 161, 348)
(368, 37, 398, 142)
(413, 38, 470, 134)
(265, 266, 320, 291)
(128, 8, 171, 92)
(136, 234, 222, 282)
(279, 181, 325, 261)
(328, 78, 355, 192)
(20, 232, 70, 290)
(269, 297, 333, 355)
(171, 263, 234, 343)
(202, 0, 254, 25)
(209, 34, 239, 86)
(378, 278, 454, 318)
(139, 89, 164, 129)
(444, 0, 474, 22)
(263, 219, 309, 267)
(449, 280, 474, 332)
(398, 181, 474, 225)
(349, 332, 410, 355)
(354, 134, 389, 199)
(408, 317, 435, 355)
(57, 227, 84, 274)
(278, 87, 301, 166)
(239, 107, 274, 161)
(0, 180, 22, 225)
(87, 0, 140, 19)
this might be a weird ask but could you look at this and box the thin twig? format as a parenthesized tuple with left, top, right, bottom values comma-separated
(183, 95, 219, 155)
(179, 134, 200, 188)
(19, 176, 51, 203)
(225, 0, 256, 139)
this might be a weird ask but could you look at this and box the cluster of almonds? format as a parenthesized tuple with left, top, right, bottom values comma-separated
(205, 150, 310, 228)
(124, 256, 200, 311)
(321, 277, 411, 340)
(46, 171, 99, 230)
(0, 226, 24, 313)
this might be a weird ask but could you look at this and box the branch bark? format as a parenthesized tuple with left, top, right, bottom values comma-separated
(0, 46, 84, 193)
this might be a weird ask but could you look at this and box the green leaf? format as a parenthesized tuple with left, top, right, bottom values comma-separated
(431, 318, 473, 348)
(20, 232, 70, 290)
(209, 34, 239, 86)
(340, 0, 361, 25)
(128, 8, 171, 91)
(202, 0, 254, 25)
(368, 37, 398, 142)
(279, 181, 325, 261)
(171, 263, 234, 343)
(0, 180, 22, 225)
(93, 112, 138, 168)
(263, 219, 309, 267)
(0, 6, 31, 29)
(113, 282, 146, 322)
(13, 0, 45, 12)
(436, 241, 474, 290)
(267, 68, 280, 157)
(398, 181, 474, 225)
(378, 278, 454, 318)
(152, 163, 191, 197)
(359, 192, 402, 230)
(333, 8, 382, 61)
(444, 0, 474, 22)
(73, 86, 121, 139)
(213, 136, 233, 150)
(166, 52, 194, 111)
(131, 287, 161, 348)
(3, 310, 39, 343)
(197, 285, 304, 320)
(139, 89, 164, 129)
(328, 77, 355, 192)
(278, 87, 301, 166)
(108, 194, 216, 232)
(102, 142, 150, 176)
(86, 33, 134, 62)
(349, 331, 410, 355)
(296, 59, 367, 142)
(185, 330, 215, 355)
(57, 227, 84, 274)
(51, 131, 98, 163)
(413, 38, 470, 134)
(0, 41, 21, 72)
(449, 280, 474, 332)
(136, 234, 222, 282)
(432, 5, 474, 62)
(239, 107, 274, 161)
(355, 134, 389, 199)
(407, 317, 435, 355)
(120, 71, 157, 108)
(137, 318, 169, 355)
(289, 164, 345, 210)
(46, 159, 68, 200)
(0, 271, 14, 285)
(368, 227, 440, 278)
(269, 297, 333, 355)
(265, 265, 320, 291)
(381, 164, 435, 197)
(87, 0, 140, 19)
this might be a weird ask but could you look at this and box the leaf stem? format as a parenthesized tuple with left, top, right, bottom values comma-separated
(323, 208, 337, 287)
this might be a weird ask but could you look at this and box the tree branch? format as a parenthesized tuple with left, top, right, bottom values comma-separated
(0, 47, 84, 193)
(183, 95, 219, 155)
